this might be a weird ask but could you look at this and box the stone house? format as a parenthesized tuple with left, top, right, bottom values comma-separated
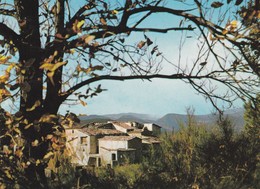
(143, 123, 161, 136)
(99, 136, 142, 166)
(65, 121, 161, 167)
(65, 126, 126, 166)
(108, 121, 134, 133)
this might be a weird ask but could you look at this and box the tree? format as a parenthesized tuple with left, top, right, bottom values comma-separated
(0, 0, 259, 187)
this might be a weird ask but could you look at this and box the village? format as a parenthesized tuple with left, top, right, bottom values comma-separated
(64, 120, 161, 167)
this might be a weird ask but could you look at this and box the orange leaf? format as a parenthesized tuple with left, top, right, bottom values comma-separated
(137, 41, 146, 49)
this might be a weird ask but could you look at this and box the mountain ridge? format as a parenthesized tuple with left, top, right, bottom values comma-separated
(79, 108, 245, 131)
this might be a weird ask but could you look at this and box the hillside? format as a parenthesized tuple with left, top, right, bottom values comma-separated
(79, 108, 245, 131)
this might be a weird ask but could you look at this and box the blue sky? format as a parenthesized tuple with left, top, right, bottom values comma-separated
(58, 0, 245, 116)
(0, 0, 245, 116)
(57, 1, 246, 116)
(60, 1, 242, 116)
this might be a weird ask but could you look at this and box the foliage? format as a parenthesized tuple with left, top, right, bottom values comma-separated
(0, 108, 76, 188)
(74, 111, 259, 189)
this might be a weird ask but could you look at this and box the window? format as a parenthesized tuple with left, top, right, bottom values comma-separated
(112, 153, 116, 161)
(80, 136, 87, 145)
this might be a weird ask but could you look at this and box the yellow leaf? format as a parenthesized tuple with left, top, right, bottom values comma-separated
(24, 123, 33, 129)
(52, 61, 67, 71)
(46, 134, 53, 140)
(53, 51, 58, 57)
(15, 149, 23, 158)
(6, 63, 15, 73)
(0, 74, 9, 83)
(0, 55, 11, 64)
(222, 29, 228, 35)
(31, 140, 39, 147)
(84, 67, 92, 74)
(26, 100, 41, 111)
(39, 63, 54, 70)
(112, 10, 118, 15)
(13, 127, 21, 135)
(47, 71, 55, 85)
(0, 88, 11, 102)
(80, 100, 87, 106)
(77, 20, 85, 29)
(43, 151, 54, 159)
(3, 145, 11, 155)
(40, 61, 66, 72)
(4, 170, 13, 179)
(84, 35, 95, 44)
(70, 49, 75, 54)
(36, 159, 41, 166)
(137, 41, 146, 49)
(230, 20, 237, 28)
(23, 119, 29, 125)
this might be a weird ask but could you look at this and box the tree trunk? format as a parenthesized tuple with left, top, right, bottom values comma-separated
(15, 0, 50, 188)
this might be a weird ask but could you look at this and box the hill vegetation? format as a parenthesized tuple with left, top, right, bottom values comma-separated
(47, 103, 259, 189)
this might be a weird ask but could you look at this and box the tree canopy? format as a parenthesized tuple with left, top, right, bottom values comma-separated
(0, 0, 259, 188)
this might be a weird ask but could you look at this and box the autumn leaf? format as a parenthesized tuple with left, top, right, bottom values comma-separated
(111, 10, 118, 14)
(24, 123, 33, 129)
(15, 149, 23, 158)
(0, 55, 11, 64)
(84, 35, 95, 44)
(0, 74, 10, 83)
(137, 40, 146, 49)
(43, 151, 54, 159)
(84, 67, 92, 74)
(26, 100, 41, 111)
(4, 170, 13, 180)
(80, 100, 87, 106)
(0, 88, 11, 102)
(40, 61, 67, 85)
(91, 65, 104, 71)
(31, 139, 39, 147)
(36, 159, 41, 166)
(230, 20, 237, 29)
(72, 19, 85, 33)
(40, 61, 66, 72)
(222, 29, 228, 35)
(3, 145, 12, 155)
(211, 2, 224, 8)
(100, 17, 107, 25)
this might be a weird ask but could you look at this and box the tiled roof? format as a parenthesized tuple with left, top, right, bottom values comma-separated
(83, 128, 124, 136)
(100, 147, 136, 151)
(99, 136, 137, 141)
(142, 136, 161, 144)
(111, 122, 133, 129)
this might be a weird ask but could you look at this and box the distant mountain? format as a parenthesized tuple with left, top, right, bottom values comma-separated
(155, 114, 188, 131)
(104, 113, 160, 122)
(79, 115, 112, 124)
(79, 113, 159, 124)
(156, 108, 245, 131)
(79, 108, 245, 131)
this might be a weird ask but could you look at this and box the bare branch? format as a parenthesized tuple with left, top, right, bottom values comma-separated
(0, 23, 20, 46)
(0, 8, 16, 16)
(60, 73, 214, 102)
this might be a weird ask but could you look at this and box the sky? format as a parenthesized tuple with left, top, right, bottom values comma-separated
(0, 0, 245, 116)
(59, 0, 245, 116)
